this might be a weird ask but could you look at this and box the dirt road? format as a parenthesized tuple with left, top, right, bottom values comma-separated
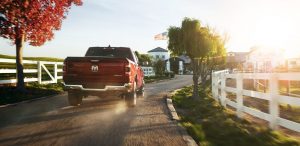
(0, 75, 193, 146)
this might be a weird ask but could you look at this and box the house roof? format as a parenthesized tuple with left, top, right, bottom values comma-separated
(148, 47, 168, 53)
(227, 52, 248, 63)
(227, 52, 248, 56)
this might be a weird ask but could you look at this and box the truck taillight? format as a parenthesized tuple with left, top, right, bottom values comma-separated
(125, 64, 131, 74)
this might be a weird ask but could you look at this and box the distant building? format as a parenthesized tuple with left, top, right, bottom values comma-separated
(146, 47, 193, 74)
(226, 52, 248, 70)
(178, 55, 191, 64)
(141, 66, 155, 77)
(243, 47, 285, 72)
(148, 47, 170, 61)
(166, 57, 185, 74)
(287, 58, 300, 72)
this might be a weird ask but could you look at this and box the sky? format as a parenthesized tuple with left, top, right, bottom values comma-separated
(1, 0, 300, 58)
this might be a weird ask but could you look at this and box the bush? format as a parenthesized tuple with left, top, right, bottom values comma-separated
(165, 71, 175, 78)
(153, 60, 165, 76)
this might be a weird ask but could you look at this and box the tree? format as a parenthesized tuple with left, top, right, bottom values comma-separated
(153, 60, 165, 76)
(168, 17, 225, 98)
(134, 51, 152, 66)
(0, 0, 82, 91)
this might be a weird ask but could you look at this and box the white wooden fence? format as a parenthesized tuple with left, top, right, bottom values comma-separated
(212, 70, 300, 133)
(0, 58, 63, 84)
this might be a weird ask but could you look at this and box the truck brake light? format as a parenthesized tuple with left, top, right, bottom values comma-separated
(125, 64, 131, 74)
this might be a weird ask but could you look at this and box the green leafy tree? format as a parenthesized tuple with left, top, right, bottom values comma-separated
(134, 51, 152, 66)
(168, 17, 226, 98)
(153, 60, 165, 76)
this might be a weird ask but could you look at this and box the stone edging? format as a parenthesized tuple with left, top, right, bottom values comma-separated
(166, 97, 198, 146)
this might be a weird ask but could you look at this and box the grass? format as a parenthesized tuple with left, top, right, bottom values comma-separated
(0, 82, 64, 105)
(0, 54, 64, 62)
(171, 85, 300, 146)
(144, 75, 172, 83)
(0, 54, 64, 105)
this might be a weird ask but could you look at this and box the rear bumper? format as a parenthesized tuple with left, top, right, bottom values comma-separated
(63, 82, 132, 92)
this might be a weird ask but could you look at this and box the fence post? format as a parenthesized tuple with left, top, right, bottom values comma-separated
(221, 72, 227, 107)
(269, 73, 279, 129)
(54, 63, 58, 83)
(236, 73, 244, 118)
(37, 61, 42, 84)
(215, 73, 220, 100)
(212, 72, 217, 99)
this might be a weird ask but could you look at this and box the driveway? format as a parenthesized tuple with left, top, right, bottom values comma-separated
(0, 75, 193, 146)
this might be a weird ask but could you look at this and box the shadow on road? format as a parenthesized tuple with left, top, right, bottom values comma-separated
(0, 97, 133, 146)
(18, 98, 125, 126)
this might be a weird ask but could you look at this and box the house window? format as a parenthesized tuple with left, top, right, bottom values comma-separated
(156, 55, 159, 59)
(162, 55, 165, 59)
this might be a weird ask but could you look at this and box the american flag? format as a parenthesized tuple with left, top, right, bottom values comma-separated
(154, 32, 168, 40)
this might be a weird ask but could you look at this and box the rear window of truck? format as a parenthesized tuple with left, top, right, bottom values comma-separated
(85, 47, 134, 61)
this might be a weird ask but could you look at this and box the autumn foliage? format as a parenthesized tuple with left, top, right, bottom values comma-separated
(0, 0, 82, 46)
(0, 0, 82, 90)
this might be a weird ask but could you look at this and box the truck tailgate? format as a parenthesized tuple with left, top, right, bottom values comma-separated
(64, 57, 129, 84)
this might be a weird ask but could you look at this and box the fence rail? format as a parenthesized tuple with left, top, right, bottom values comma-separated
(212, 70, 300, 133)
(0, 58, 63, 84)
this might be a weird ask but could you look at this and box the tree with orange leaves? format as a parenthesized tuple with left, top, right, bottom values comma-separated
(0, 0, 82, 91)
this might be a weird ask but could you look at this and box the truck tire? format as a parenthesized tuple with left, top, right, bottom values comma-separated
(137, 86, 144, 98)
(68, 91, 83, 106)
(125, 82, 137, 107)
(137, 80, 145, 98)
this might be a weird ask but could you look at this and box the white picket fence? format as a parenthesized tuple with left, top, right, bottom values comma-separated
(212, 70, 300, 133)
(0, 58, 63, 84)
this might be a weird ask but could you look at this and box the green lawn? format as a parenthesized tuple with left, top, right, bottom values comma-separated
(0, 82, 64, 105)
(0, 54, 64, 105)
(171, 85, 300, 146)
(0, 54, 64, 62)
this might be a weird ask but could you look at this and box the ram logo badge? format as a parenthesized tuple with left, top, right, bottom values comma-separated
(91, 65, 98, 72)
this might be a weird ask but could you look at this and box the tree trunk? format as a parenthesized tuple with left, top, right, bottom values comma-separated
(191, 58, 200, 98)
(15, 32, 25, 92)
(192, 74, 199, 98)
(201, 75, 206, 87)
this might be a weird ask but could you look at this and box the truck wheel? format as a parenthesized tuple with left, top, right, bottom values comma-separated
(125, 82, 137, 107)
(137, 80, 145, 98)
(68, 91, 82, 106)
(137, 86, 144, 98)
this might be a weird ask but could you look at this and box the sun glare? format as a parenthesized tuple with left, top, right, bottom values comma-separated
(230, 1, 300, 59)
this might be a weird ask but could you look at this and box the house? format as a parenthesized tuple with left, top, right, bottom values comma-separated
(141, 66, 155, 77)
(148, 47, 170, 61)
(243, 47, 285, 72)
(146, 47, 193, 75)
(226, 51, 248, 70)
(287, 58, 300, 72)
(165, 57, 184, 74)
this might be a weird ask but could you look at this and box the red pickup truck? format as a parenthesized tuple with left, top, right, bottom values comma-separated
(63, 46, 145, 107)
